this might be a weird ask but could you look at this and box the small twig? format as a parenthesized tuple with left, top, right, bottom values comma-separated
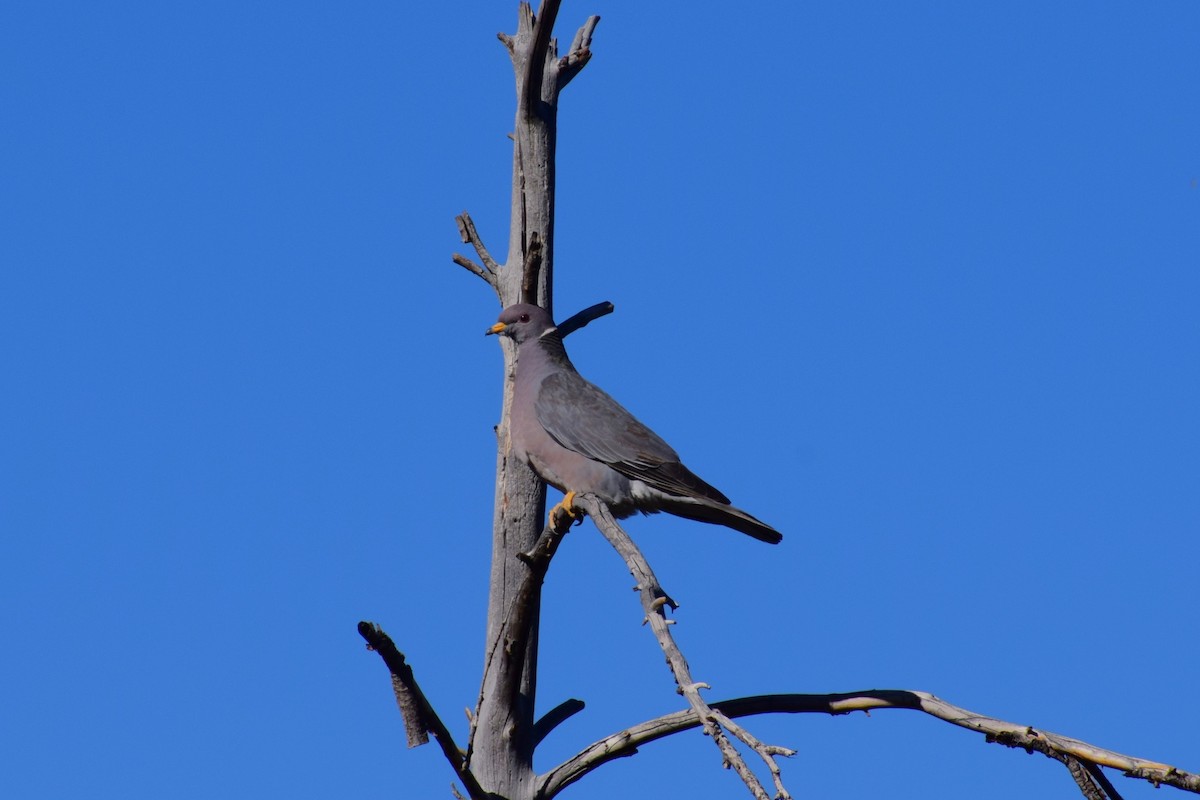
(357, 622, 488, 800)
(533, 698, 587, 747)
(452, 212, 500, 287)
(574, 495, 786, 800)
(451, 254, 494, 286)
(1062, 753, 1108, 800)
(559, 15, 600, 90)
(455, 212, 501, 272)
(517, 509, 572, 568)
(568, 15, 599, 58)
(1086, 762, 1126, 800)
(711, 710, 796, 800)
(558, 301, 614, 338)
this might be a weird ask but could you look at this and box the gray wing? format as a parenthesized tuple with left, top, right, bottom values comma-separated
(535, 371, 730, 504)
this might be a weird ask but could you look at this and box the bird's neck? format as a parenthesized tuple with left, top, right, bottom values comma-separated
(525, 328, 576, 372)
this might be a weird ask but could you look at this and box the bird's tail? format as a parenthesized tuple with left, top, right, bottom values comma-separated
(660, 497, 783, 544)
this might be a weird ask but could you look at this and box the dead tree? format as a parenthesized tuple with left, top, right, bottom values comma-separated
(359, 3, 1200, 799)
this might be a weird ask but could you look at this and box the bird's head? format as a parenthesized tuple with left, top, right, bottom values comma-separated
(486, 304, 557, 344)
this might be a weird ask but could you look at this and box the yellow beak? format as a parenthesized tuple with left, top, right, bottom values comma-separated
(486, 322, 507, 336)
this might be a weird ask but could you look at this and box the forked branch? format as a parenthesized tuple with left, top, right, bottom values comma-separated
(540, 689, 1200, 799)
(573, 495, 795, 800)
(547, 498, 1200, 800)
(559, 15, 600, 89)
(452, 211, 499, 287)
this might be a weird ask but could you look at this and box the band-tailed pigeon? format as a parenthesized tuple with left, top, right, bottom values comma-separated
(487, 303, 782, 544)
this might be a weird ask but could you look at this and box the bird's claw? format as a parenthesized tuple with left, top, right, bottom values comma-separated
(548, 491, 581, 530)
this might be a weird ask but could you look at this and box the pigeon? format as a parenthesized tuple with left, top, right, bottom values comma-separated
(487, 303, 782, 544)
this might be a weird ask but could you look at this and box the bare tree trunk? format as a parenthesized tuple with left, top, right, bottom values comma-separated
(460, 4, 597, 798)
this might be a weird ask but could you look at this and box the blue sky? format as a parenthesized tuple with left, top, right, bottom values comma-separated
(2, 2, 1197, 799)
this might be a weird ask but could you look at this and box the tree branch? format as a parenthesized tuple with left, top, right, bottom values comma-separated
(357, 622, 488, 800)
(1086, 761, 1127, 800)
(452, 254, 494, 286)
(521, 1, 560, 120)
(539, 690, 1200, 799)
(708, 710, 794, 800)
(1063, 753, 1110, 800)
(468, 512, 575, 762)
(572, 495, 792, 800)
(533, 698, 587, 748)
(453, 211, 500, 286)
(557, 300, 614, 338)
(559, 16, 600, 90)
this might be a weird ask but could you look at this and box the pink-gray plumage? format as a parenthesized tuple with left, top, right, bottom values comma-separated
(487, 303, 782, 544)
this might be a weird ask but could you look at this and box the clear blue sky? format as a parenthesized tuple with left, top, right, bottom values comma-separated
(2, 2, 1197, 799)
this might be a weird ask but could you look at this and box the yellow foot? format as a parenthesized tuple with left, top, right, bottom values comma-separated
(548, 491, 580, 529)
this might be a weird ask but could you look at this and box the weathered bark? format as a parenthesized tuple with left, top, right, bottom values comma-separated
(461, 4, 598, 798)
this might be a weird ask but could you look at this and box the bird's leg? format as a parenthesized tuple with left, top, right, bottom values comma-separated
(550, 490, 578, 519)
(548, 490, 581, 530)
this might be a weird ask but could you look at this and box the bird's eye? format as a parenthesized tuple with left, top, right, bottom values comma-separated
(519, 313, 530, 323)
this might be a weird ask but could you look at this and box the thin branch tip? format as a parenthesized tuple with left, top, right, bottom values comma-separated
(452, 212, 501, 283)
(560, 15, 601, 88)
(533, 698, 587, 747)
(571, 495, 791, 800)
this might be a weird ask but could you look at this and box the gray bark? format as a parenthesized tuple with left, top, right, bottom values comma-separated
(463, 4, 595, 798)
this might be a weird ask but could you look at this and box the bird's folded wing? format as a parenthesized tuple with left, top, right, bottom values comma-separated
(535, 372, 730, 504)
